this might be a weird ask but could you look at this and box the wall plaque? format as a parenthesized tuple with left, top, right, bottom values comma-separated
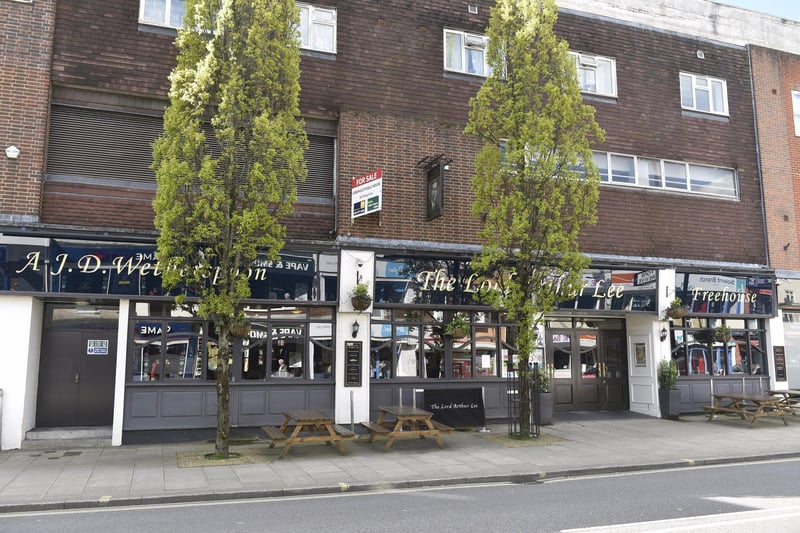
(773, 346, 787, 382)
(345, 341, 362, 387)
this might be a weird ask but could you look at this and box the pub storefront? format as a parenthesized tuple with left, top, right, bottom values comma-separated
(365, 256, 662, 418)
(0, 233, 780, 449)
(666, 272, 777, 413)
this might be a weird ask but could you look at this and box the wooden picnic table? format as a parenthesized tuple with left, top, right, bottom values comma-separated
(362, 405, 452, 451)
(262, 409, 354, 458)
(769, 390, 800, 413)
(704, 392, 792, 427)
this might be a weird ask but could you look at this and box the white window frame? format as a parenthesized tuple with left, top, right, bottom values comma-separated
(680, 72, 729, 116)
(792, 90, 800, 137)
(298, 3, 337, 54)
(444, 29, 490, 77)
(139, 0, 185, 29)
(569, 51, 617, 98)
(590, 151, 737, 198)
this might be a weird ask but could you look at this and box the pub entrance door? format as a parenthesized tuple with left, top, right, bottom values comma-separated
(547, 328, 629, 412)
(36, 303, 118, 427)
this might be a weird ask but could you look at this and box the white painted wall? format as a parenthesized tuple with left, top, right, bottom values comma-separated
(625, 269, 676, 417)
(111, 300, 129, 446)
(627, 313, 659, 417)
(334, 250, 375, 424)
(0, 295, 42, 450)
(558, 0, 800, 54)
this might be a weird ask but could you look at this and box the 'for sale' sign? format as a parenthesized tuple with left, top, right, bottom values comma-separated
(351, 169, 382, 219)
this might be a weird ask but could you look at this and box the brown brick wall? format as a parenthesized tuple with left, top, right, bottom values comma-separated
(560, 13, 765, 264)
(751, 45, 800, 271)
(44, 1, 767, 265)
(0, 0, 55, 219)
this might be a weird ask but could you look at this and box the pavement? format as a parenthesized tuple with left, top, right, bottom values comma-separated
(1, 411, 799, 513)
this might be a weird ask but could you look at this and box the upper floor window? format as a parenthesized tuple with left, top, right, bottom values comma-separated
(298, 3, 336, 53)
(680, 72, 728, 116)
(444, 29, 490, 77)
(570, 52, 617, 98)
(792, 90, 800, 137)
(591, 151, 737, 198)
(139, 0, 185, 29)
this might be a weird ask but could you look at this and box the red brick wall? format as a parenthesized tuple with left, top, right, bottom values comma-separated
(0, 0, 55, 219)
(751, 46, 800, 271)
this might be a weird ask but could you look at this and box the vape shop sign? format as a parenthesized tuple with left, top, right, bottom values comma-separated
(351, 169, 383, 219)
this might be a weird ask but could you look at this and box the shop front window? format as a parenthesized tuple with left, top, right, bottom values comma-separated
(130, 313, 216, 382)
(669, 318, 766, 377)
(369, 308, 505, 380)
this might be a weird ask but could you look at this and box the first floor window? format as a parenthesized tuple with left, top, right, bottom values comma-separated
(680, 72, 728, 116)
(586, 151, 737, 198)
(140, 0, 185, 28)
(792, 90, 800, 137)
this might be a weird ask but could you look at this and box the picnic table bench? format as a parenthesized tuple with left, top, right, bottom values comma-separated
(262, 409, 353, 458)
(704, 392, 792, 428)
(769, 390, 800, 414)
(361, 405, 453, 451)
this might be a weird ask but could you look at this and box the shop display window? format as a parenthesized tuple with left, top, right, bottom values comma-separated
(669, 319, 767, 377)
(370, 308, 507, 380)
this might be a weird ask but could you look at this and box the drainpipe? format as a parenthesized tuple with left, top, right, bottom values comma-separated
(747, 44, 771, 268)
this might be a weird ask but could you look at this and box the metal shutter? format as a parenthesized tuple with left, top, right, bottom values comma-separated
(46, 105, 162, 183)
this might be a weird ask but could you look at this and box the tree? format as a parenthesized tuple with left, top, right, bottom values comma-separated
(152, 0, 307, 457)
(465, 0, 604, 436)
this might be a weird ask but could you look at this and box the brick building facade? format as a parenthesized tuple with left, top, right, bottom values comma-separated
(0, 0, 793, 448)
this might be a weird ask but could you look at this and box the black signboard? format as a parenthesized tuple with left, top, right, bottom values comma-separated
(423, 388, 485, 428)
(774, 346, 787, 382)
(345, 341, 362, 387)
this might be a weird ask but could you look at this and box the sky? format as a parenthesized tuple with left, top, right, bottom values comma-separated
(720, 0, 800, 21)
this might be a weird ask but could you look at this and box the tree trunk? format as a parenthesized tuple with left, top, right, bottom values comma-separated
(215, 329, 231, 457)
(518, 358, 532, 436)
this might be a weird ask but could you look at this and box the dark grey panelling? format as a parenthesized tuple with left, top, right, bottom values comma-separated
(123, 383, 335, 430)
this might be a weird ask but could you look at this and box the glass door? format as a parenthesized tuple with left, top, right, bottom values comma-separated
(549, 330, 600, 411)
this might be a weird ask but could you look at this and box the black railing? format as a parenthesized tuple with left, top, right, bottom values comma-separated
(506, 361, 541, 437)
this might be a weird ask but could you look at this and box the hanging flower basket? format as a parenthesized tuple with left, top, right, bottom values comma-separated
(229, 314, 251, 338)
(350, 283, 372, 312)
(714, 325, 731, 343)
(664, 298, 688, 320)
(445, 313, 470, 338)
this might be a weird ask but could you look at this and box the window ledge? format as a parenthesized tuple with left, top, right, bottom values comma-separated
(301, 49, 337, 60)
(582, 94, 617, 105)
(138, 23, 179, 36)
(681, 109, 730, 122)
(443, 71, 487, 83)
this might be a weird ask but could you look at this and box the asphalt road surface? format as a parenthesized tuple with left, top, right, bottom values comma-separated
(2, 458, 799, 532)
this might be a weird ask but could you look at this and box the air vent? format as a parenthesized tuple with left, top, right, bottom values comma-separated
(465, 34, 485, 48)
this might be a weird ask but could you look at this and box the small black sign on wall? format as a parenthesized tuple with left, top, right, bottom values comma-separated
(345, 341, 362, 387)
(774, 346, 787, 382)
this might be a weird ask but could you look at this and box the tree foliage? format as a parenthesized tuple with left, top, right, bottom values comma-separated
(465, 0, 604, 435)
(152, 0, 307, 455)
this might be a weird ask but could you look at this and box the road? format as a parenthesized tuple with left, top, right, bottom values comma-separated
(2, 458, 799, 532)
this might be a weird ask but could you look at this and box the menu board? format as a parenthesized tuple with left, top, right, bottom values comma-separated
(345, 341, 362, 387)
(773, 346, 787, 382)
